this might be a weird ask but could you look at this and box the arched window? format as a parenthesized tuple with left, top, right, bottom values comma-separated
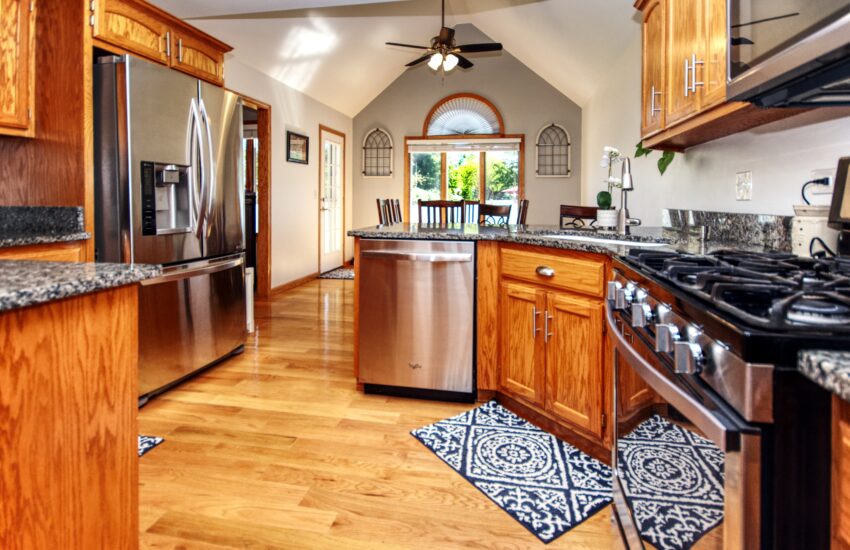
(535, 123, 571, 177)
(423, 93, 504, 136)
(362, 128, 393, 177)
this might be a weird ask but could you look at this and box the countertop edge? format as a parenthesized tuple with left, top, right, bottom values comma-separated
(0, 232, 91, 249)
(799, 350, 850, 403)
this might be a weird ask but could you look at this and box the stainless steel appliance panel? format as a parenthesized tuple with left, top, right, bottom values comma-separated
(138, 254, 247, 397)
(199, 81, 245, 257)
(127, 56, 204, 264)
(359, 239, 474, 394)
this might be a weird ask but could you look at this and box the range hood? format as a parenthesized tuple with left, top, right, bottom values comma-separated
(728, 7, 850, 107)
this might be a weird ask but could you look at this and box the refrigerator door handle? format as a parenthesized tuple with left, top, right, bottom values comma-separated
(189, 98, 205, 237)
(199, 98, 216, 228)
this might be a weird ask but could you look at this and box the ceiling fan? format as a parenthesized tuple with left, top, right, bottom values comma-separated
(386, 0, 503, 72)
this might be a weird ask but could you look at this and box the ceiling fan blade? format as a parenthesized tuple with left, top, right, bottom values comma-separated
(455, 42, 503, 53)
(455, 54, 473, 69)
(387, 42, 429, 50)
(405, 55, 431, 68)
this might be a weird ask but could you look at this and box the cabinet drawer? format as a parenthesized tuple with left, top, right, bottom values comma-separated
(0, 241, 85, 262)
(500, 247, 605, 297)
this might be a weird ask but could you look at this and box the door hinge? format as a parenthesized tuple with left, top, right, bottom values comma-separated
(27, 108, 31, 120)
(89, 0, 95, 26)
(601, 413, 607, 431)
(29, 1, 33, 12)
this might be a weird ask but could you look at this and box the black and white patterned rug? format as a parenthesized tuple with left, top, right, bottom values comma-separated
(319, 267, 354, 280)
(617, 414, 725, 550)
(412, 400, 613, 543)
(138, 435, 164, 457)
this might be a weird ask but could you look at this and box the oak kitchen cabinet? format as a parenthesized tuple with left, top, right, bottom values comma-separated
(0, 0, 36, 138)
(0, 240, 87, 262)
(834, 395, 850, 549)
(636, 0, 799, 150)
(90, 0, 231, 86)
(497, 246, 610, 450)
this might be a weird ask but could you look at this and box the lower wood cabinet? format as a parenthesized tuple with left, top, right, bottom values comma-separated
(0, 240, 86, 262)
(545, 292, 605, 439)
(499, 282, 546, 406)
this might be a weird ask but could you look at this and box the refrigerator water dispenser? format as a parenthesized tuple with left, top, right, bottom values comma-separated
(141, 161, 192, 235)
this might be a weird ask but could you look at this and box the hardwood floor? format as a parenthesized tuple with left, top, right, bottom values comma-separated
(138, 279, 620, 549)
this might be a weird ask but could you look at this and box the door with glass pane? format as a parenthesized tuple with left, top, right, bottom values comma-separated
(320, 128, 344, 273)
(409, 152, 442, 223)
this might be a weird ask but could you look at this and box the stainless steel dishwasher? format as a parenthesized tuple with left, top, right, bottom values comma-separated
(359, 239, 475, 402)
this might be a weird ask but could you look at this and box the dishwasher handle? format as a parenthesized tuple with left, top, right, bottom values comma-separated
(361, 250, 473, 263)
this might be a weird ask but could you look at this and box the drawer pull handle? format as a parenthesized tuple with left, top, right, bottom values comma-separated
(536, 266, 555, 278)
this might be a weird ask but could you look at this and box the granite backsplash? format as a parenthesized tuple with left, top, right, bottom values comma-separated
(662, 208, 792, 252)
(0, 206, 85, 235)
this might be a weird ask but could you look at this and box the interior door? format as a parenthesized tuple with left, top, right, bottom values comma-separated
(545, 292, 605, 438)
(499, 282, 546, 406)
(319, 128, 344, 273)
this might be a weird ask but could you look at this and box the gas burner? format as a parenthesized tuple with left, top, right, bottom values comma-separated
(787, 297, 850, 326)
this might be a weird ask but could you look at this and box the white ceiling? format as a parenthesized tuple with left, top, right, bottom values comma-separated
(148, 0, 639, 116)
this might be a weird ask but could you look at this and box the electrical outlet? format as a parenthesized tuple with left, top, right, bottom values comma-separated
(810, 168, 834, 188)
(736, 171, 753, 201)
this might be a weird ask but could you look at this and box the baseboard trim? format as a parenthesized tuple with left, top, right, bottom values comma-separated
(271, 272, 319, 295)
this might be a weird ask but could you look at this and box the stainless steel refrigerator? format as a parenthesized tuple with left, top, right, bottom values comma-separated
(93, 54, 246, 402)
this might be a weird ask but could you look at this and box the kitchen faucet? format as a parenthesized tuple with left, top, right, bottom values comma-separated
(617, 157, 642, 235)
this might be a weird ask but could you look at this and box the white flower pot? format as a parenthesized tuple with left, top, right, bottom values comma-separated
(596, 209, 619, 228)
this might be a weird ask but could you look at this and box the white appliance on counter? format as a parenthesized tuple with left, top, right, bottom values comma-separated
(792, 204, 841, 257)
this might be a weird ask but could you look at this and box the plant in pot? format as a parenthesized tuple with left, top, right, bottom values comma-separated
(596, 146, 622, 228)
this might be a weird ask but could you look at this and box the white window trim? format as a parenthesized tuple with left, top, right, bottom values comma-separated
(535, 123, 572, 178)
(362, 127, 394, 179)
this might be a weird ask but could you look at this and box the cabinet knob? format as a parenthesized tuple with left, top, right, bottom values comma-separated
(536, 266, 555, 278)
(631, 303, 652, 328)
(607, 280, 621, 301)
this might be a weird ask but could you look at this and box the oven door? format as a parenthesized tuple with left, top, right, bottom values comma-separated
(606, 300, 761, 550)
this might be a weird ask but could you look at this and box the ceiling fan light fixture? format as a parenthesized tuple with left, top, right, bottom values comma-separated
(428, 52, 444, 70)
(443, 53, 459, 71)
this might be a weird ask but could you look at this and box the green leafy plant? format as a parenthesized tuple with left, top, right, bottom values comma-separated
(635, 141, 676, 175)
(596, 191, 612, 210)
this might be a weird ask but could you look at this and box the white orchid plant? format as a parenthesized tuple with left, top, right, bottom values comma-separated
(597, 146, 624, 210)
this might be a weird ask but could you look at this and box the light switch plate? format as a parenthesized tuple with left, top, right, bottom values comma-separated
(736, 171, 753, 201)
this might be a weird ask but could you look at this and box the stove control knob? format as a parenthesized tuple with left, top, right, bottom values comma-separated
(674, 341, 704, 374)
(631, 303, 653, 328)
(614, 288, 631, 310)
(607, 281, 621, 302)
(655, 323, 680, 353)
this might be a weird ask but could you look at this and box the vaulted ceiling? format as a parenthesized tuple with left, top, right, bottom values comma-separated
(149, 0, 639, 116)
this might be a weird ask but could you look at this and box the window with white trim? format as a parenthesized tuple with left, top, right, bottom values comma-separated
(362, 128, 393, 177)
(535, 123, 571, 177)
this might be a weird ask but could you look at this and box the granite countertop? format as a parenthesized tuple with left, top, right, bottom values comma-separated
(347, 224, 781, 256)
(799, 350, 850, 402)
(0, 206, 91, 248)
(0, 261, 161, 313)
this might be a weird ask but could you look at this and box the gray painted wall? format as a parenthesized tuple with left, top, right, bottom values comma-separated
(352, 24, 583, 228)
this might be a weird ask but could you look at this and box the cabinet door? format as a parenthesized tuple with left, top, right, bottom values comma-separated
(92, 0, 170, 65)
(499, 282, 546, 406)
(0, 0, 35, 136)
(665, 0, 703, 125)
(702, 0, 727, 109)
(834, 396, 850, 548)
(640, 0, 666, 138)
(170, 28, 225, 86)
(545, 292, 605, 438)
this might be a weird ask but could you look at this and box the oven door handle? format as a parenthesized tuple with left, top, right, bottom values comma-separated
(606, 299, 737, 451)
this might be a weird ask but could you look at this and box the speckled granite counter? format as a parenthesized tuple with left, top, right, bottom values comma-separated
(0, 206, 90, 248)
(348, 224, 781, 256)
(0, 261, 160, 313)
(799, 350, 850, 402)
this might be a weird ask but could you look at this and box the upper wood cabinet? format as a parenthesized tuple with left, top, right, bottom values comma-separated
(636, 0, 798, 151)
(91, 0, 231, 86)
(640, 0, 665, 137)
(0, 0, 36, 138)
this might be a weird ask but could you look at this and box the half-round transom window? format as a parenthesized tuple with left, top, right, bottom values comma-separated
(425, 94, 504, 136)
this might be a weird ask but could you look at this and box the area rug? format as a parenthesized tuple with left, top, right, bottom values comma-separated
(319, 267, 354, 280)
(138, 435, 164, 457)
(617, 414, 725, 550)
(411, 400, 612, 543)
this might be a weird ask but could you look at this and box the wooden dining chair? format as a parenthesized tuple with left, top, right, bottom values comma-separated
(390, 199, 402, 224)
(517, 199, 530, 225)
(560, 204, 598, 229)
(418, 200, 465, 223)
(376, 198, 391, 225)
(478, 203, 512, 226)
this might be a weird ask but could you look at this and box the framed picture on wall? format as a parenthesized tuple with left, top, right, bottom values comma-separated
(286, 131, 309, 164)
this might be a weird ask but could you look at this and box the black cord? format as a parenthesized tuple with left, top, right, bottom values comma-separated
(801, 177, 830, 205)
(810, 236, 836, 258)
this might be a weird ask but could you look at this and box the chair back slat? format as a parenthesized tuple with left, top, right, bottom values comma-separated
(517, 199, 530, 225)
(376, 199, 390, 225)
(418, 200, 465, 224)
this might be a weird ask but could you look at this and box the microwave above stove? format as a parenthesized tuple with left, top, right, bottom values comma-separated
(727, 0, 850, 106)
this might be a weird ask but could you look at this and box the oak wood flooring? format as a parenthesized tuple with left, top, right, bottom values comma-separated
(138, 279, 620, 549)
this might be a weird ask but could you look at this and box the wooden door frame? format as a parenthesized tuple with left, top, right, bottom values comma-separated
(229, 91, 272, 298)
(403, 134, 525, 222)
(318, 124, 347, 274)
